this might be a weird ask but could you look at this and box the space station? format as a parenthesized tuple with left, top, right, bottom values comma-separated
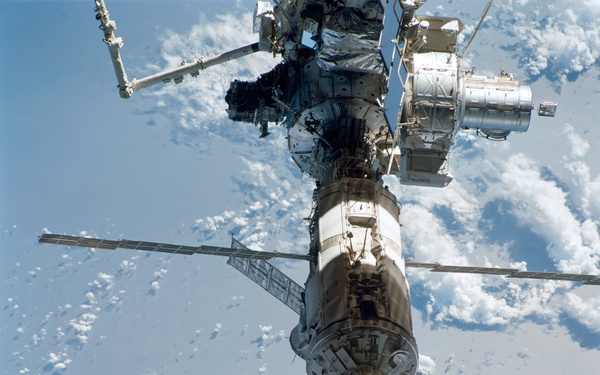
(36, 1, 596, 375)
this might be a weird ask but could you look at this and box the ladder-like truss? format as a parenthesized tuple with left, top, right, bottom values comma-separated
(228, 238, 305, 314)
(406, 262, 600, 285)
(38, 234, 600, 292)
(38, 233, 310, 261)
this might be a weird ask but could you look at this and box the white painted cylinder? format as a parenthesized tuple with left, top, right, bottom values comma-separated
(291, 178, 418, 375)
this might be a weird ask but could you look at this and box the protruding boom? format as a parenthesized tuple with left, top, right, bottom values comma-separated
(93, 0, 274, 98)
(38, 233, 310, 261)
(39, 233, 600, 285)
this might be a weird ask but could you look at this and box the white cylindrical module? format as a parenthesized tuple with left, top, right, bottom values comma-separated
(458, 74, 533, 133)
(290, 178, 418, 375)
(412, 52, 458, 107)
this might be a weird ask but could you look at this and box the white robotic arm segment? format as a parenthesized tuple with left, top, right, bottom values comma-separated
(94, 0, 132, 98)
(93, 0, 275, 99)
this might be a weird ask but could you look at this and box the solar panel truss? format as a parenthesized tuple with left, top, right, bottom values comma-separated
(228, 238, 305, 314)
(406, 262, 600, 285)
(38, 234, 599, 286)
(38, 233, 310, 261)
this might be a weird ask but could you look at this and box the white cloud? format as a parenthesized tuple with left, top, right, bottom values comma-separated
(486, 153, 600, 274)
(496, 1, 600, 85)
(400, 204, 469, 264)
(396, 121, 599, 334)
(252, 324, 285, 358)
(143, 12, 280, 136)
(210, 323, 224, 340)
(562, 293, 600, 333)
(418, 354, 436, 375)
(69, 313, 97, 333)
(401, 204, 522, 325)
(46, 350, 71, 372)
(89, 272, 115, 293)
(48, 352, 60, 363)
(561, 124, 600, 219)
(193, 155, 312, 251)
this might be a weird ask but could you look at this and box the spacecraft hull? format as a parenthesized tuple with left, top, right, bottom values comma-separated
(291, 178, 418, 375)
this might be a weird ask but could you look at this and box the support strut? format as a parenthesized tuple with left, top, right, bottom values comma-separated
(93, 0, 270, 98)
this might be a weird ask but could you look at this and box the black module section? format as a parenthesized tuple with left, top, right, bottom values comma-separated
(225, 80, 274, 123)
(302, 2, 325, 22)
(225, 61, 295, 125)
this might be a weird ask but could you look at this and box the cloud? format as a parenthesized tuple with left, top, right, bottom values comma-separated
(401, 203, 523, 326)
(418, 354, 436, 375)
(495, 1, 600, 86)
(488, 153, 600, 275)
(396, 124, 599, 335)
(68, 313, 97, 345)
(46, 351, 71, 372)
(561, 293, 600, 333)
(561, 124, 600, 219)
(193, 157, 312, 251)
(209, 322, 223, 340)
(148, 268, 168, 296)
(251, 324, 285, 358)
(141, 9, 315, 254)
(139, 11, 280, 148)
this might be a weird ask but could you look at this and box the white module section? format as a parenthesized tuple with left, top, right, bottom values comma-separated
(397, 50, 459, 188)
(459, 74, 533, 136)
(290, 178, 417, 375)
(409, 52, 459, 135)
(391, 15, 535, 187)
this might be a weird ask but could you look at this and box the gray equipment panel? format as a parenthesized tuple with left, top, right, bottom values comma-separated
(38, 233, 310, 261)
(228, 238, 305, 314)
(406, 262, 600, 285)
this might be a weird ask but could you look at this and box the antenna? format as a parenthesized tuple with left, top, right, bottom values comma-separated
(461, 0, 494, 57)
